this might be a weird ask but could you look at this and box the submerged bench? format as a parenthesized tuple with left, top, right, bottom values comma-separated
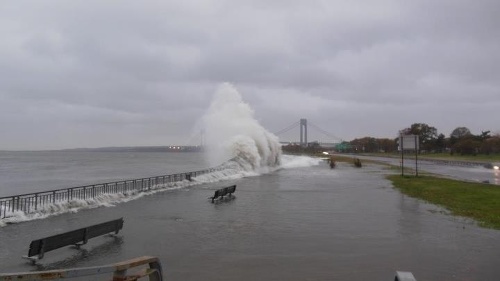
(24, 218, 124, 262)
(210, 185, 236, 202)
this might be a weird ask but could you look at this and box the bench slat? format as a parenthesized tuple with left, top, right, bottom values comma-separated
(87, 219, 123, 238)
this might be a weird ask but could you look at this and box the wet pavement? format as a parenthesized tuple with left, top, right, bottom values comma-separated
(1, 161, 500, 280)
(353, 154, 500, 185)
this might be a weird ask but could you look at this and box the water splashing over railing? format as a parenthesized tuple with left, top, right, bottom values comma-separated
(0, 165, 225, 221)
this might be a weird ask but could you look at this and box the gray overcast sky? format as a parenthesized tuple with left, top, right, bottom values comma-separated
(1, 0, 499, 150)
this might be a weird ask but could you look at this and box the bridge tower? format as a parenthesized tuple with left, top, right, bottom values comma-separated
(300, 118, 308, 147)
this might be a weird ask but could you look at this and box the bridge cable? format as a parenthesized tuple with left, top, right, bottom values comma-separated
(274, 121, 300, 136)
(308, 121, 343, 141)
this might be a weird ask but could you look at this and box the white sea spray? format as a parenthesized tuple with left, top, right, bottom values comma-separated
(201, 83, 282, 172)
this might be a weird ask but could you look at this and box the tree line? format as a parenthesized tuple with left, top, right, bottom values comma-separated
(348, 123, 500, 155)
(281, 123, 500, 156)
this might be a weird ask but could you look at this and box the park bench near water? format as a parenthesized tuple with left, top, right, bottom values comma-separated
(23, 218, 124, 263)
(210, 185, 236, 202)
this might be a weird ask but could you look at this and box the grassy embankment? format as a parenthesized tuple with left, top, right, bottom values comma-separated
(388, 175, 500, 229)
(364, 152, 500, 162)
(417, 153, 500, 162)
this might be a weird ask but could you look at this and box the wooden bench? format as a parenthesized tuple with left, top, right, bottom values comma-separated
(24, 218, 124, 263)
(210, 185, 236, 202)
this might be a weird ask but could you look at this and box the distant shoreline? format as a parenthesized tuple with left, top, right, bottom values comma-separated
(0, 146, 204, 153)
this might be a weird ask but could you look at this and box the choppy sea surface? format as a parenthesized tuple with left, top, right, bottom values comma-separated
(1, 151, 500, 281)
(0, 151, 210, 197)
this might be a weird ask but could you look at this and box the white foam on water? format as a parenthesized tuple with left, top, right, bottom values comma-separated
(280, 154, 323, 169)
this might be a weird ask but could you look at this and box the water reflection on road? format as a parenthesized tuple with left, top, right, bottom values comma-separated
(354, 154, 500, 185)
(1, 161, 499, 281)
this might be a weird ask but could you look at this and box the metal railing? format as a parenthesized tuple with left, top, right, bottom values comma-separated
(0, 167, 223, 219)
(0, 256, 163, 281)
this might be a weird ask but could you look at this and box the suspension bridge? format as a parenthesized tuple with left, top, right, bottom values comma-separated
(184, 118, 344, 149)
(274, 118, 344, 148)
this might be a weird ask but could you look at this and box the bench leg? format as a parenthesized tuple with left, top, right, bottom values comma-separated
(38, 241, 45, 260)
(22, 256, 39, 265)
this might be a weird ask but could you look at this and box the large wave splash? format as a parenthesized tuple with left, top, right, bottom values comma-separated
(202, 83, 282, 173)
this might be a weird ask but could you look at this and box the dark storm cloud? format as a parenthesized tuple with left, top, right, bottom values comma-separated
(0, 0, 499, 149)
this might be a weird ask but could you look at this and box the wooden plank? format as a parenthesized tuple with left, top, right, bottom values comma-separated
(2, 256, 164, 280)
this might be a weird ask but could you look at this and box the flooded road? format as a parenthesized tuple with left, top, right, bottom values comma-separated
(354, 154, 500, 185)
(1, 160, 500, 280)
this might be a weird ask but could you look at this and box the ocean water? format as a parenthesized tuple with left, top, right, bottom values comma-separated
(0, 151, 210, 197)
(1, 151, 500, 281)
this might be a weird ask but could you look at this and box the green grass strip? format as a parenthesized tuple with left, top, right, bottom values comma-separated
(387, 175, 500, 230)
